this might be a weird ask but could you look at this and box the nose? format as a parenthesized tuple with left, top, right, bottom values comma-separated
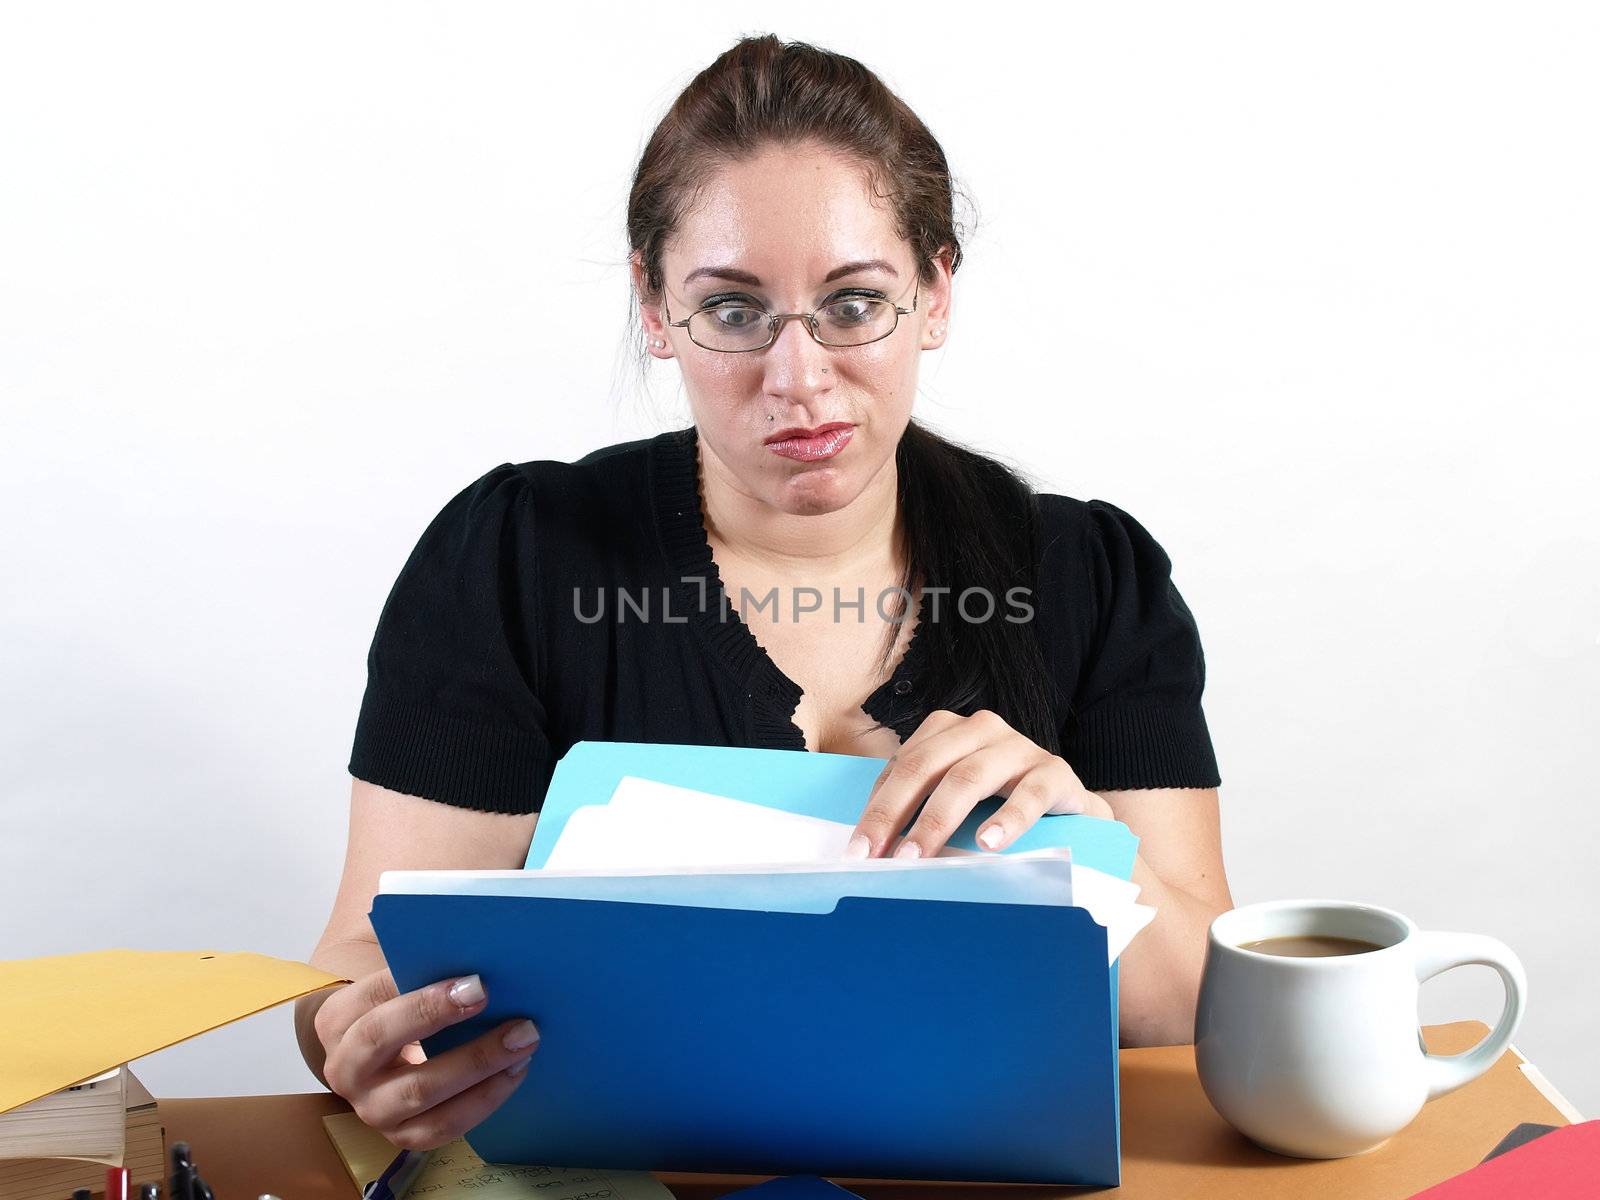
(768, 312, 818, 349)
(763, 313, 834, 389)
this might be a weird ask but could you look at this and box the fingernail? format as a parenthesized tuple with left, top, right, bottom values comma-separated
(843, 834, 871, 860)
(893, 840, 922, 859)
(503, 1020, 540, 1051)
(448, 974, 485, 1007)
(978, 824, 1005, 850)
(505, 1056, 530, 1077)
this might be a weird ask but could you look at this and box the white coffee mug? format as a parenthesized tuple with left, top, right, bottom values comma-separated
(1193, 898, 1527, 1159)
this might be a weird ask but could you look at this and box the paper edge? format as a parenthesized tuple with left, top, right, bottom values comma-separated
(1508, 1042, 1586, 1123)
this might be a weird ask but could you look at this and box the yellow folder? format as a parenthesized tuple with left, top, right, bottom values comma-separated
(0, 949, 347, 1114)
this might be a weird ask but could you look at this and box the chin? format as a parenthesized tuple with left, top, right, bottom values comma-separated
(771, 465, 856, 515)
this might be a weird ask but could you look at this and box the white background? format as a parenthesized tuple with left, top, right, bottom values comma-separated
(3, 3, 1597, 1120)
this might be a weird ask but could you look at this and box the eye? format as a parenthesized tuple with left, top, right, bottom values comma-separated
(710, 305, 764, 330)
(822, 298, 879, 325)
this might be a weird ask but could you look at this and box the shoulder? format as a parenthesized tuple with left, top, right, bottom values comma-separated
(519, 431, 657, 505)
(423, 433, 660, 546)
(1034, 492, 1170, 551)
(1033, 491, 1092, 561)
(1029, 491, 1199, 669)
(484, 431, 657, 515)
(1034, 492, 1183, 593)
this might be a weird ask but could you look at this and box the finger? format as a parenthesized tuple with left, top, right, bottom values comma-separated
(357, 1017, 541, 1132)
(975, 757, 1083, 851)
(333, 974, 488, 1093)
(848, 709, 991, 857)
(316, 968, 401, 1050)
(1041, 758, 1100, 815)
(842, 757, 898, 858)
(383, 1055, 535, 1152)
(900, 738, 1046, 858)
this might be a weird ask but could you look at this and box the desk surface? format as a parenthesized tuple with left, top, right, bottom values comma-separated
(160, 1021, 1573, 1200)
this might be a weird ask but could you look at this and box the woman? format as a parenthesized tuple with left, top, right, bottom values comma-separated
(295, 33, 1233, 1152)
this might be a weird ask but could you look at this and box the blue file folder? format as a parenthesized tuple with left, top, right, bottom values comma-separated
(368, 741, 1140, 1186)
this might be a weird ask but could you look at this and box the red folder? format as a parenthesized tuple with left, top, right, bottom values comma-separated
(1406, 1119, 1600, 1198)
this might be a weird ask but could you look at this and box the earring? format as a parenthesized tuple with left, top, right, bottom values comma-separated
(767, 414, 775, 422)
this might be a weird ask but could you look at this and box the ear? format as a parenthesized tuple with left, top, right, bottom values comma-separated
(632, 251, 674, 359)
(921, 246, 955, 350)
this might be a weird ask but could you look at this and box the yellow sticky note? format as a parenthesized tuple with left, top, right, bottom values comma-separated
(322, 1112, 676, 1200)
(0, 949, 348, 1114)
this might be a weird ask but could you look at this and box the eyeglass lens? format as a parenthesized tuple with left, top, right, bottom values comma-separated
(688, 297, 898, 351)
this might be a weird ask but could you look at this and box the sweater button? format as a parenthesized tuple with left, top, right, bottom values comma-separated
(893, 679, 913, 696)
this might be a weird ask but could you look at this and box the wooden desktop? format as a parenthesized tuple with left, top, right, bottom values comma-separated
(157, 1021, 1576, 1200)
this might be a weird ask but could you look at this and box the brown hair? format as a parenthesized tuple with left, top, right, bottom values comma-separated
(625, 33, 1063, 754)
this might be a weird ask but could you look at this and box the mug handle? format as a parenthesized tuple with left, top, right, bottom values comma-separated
(1412, 930, 1528, 1101)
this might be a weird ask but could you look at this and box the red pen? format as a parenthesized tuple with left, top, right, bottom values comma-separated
(106, 1166, 130, 1200)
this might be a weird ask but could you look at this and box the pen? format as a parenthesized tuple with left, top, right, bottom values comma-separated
(168, 1141, 213, 1200)
(363, 1146, 434, 1200)
(169, 1141, 194, 1200)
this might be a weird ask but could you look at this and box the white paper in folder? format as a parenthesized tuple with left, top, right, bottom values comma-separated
(534, 775, 1157, 963)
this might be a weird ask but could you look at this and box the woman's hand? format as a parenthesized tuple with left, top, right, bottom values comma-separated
(314, 966, 541, 1150)
(843, 708, 1115, 859)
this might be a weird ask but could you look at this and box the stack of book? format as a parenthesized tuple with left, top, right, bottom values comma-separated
(0, 1065, 164, 1200)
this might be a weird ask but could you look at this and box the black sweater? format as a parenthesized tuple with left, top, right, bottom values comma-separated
(348, 425, 1222, 814)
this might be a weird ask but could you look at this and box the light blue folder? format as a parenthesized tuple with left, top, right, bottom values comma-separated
(369, 740, 1141, 1185)
(525, 740, 1138, 878)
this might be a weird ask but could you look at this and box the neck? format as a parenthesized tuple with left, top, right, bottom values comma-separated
(697, 433, 904, 586)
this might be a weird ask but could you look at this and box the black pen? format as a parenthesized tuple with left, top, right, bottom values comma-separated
(169, 1140, 214, 1200)
(169, 1141, 195, 1200)
(364, 1145, 434, 1200)
(189, 1157, 214, 1200)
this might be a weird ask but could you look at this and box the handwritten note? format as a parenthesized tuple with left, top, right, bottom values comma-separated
(322, 1111, 674, 1200)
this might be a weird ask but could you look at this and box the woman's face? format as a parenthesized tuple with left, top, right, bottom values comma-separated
(638, 142, 951, 518)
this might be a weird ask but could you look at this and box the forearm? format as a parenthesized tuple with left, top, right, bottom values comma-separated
(294, 936, 389, 1088)
(1115, 852, 1228, 1046)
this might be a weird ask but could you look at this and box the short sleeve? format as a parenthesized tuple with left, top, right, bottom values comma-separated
(347, 464, 556, 814)
(1060, 499, 1222, 792)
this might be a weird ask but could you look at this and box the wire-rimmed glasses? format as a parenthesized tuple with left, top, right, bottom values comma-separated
(662, 274, 920, 352)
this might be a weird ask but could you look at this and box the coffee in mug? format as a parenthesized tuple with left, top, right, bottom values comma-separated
(1236, 935, 1383, 957)
(1195, 899, 1526, 1159)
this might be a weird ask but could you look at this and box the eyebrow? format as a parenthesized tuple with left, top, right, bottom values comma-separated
(682, 259, 900, 288)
